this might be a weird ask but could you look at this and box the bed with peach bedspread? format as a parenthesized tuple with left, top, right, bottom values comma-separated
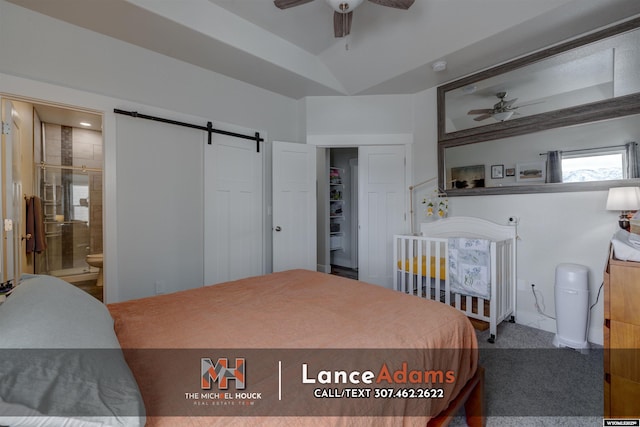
(107, 269, 483, 427)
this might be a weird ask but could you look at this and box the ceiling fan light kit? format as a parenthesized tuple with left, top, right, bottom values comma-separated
(326, 0, 364, 13)
(492, 111, 514, 121)
(274, 0, 415, 37)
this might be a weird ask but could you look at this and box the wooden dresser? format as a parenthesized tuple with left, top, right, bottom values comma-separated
(604, 246, 640, 417)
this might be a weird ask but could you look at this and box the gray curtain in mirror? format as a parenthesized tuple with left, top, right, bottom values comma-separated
(546, 150, 562, 183)
(626, 142, 638, 179)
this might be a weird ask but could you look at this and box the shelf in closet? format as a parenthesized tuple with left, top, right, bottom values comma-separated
(329, 166, 345, 251)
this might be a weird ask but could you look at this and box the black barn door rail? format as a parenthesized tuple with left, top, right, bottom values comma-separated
(114, 109, 263, 152)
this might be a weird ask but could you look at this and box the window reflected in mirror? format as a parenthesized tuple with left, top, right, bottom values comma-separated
(561, 151, 626, 183)
(444, 114, 639, 190)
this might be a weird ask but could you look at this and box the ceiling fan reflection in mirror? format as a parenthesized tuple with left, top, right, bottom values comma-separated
(274, 0, 415, 38)
(467, 92, 542, 122)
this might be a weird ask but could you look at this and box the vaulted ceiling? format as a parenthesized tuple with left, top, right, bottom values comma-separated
(8, 0, 640, 99)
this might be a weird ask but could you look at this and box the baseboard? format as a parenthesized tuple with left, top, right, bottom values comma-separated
(317, 264, 331, 273)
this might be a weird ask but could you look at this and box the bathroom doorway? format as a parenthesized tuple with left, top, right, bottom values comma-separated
(29, 102, 104, 300)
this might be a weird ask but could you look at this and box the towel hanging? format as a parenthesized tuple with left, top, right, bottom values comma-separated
(25, 196, 47, 254)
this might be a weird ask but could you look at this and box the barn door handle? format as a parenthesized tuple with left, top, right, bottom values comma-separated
(274, 226, 282, 232)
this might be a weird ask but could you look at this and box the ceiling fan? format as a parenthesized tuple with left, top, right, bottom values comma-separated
(274, 0, 415, 38)
(467, 92, 539, 122)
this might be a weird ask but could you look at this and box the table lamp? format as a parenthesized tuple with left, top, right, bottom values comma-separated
(606, 187, 640, 230)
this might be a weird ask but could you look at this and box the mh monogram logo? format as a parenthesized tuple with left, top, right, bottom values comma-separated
(201, 357, 246, 390)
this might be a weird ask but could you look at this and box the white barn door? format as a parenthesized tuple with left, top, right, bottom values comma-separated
(358, 145, 407, 288)
(204, 133, 263, 285)
(272, 141, 316, 272)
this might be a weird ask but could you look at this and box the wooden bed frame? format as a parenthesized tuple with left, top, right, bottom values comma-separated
(429, 366, 485, 427)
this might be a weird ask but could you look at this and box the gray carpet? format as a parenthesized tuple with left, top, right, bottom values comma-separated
(449, 321, 603, 426)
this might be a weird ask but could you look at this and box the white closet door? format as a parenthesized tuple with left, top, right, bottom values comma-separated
(358, 145, 407, 288)
(272, 141, 316, 272)
(204, 133, 263, 285)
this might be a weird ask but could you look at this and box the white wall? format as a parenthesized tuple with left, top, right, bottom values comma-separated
(413, 87, 623, 345)
(306, 95, 414, 146)
(0, 0, 299, 302)
(306, 95, 414, 135)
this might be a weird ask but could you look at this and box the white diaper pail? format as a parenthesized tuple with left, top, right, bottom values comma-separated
(552, 263, 590, 354)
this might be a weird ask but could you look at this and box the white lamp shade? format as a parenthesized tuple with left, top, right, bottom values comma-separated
(606, 187, 640, 211)
(325, 0, 364, 13)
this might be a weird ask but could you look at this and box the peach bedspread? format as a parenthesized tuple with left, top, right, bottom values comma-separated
(108, 269, 477, 427)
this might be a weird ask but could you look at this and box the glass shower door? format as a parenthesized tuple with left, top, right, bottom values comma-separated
(35, 166, 102, 279)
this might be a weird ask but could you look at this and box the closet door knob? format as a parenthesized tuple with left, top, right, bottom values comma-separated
(274, 226, 282, 232)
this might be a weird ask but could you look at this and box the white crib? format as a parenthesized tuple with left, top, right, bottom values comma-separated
(393, 216, 517, 343)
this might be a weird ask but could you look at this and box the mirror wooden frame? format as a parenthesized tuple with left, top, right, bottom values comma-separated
(437, 16, 640, 196)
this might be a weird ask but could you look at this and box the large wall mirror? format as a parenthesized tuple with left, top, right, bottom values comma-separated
(437, 16, 640, 196)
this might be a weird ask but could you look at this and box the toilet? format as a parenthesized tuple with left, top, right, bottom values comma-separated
(85, 253, 104, 287)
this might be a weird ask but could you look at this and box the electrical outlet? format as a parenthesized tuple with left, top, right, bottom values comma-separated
(507, 216, 519, 225)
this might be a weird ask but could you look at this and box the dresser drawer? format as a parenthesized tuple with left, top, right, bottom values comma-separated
(610, 374, 640, 417)
(610, 320, 640, 383)
(609, 263, 640, 325)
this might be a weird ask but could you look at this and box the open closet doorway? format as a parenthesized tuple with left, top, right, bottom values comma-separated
(317, 144, 408, 288)
(328, 148, 358, 279)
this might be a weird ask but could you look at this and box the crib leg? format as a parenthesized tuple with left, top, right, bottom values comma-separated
(487, 334, 495, 344)
(509, 316, 515, 323)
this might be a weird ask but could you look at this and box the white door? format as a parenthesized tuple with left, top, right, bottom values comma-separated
(204, 133, 263, 284)
(272, 141, 316, 272)
(358, 145, 407, 288)
(1, 98, 22, 284)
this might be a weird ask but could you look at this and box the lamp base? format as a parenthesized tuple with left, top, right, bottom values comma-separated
(619, 214, 631, 231)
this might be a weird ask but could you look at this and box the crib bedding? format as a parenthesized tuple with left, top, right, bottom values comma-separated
(108, 269, 478, 427)
(397, 255, 446, 279)
(447, 238, 492, 299)
(397, 238, 492, 299)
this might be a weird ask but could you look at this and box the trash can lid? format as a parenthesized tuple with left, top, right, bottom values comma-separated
(555, 263, 589, 290)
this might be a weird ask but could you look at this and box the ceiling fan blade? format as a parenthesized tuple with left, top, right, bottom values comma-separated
(467, 109, 493, 115)
(334, 11, 353, 37)
(368, 0, 415, 9)
(503, 98, 518, 108)
(473, 114, 493, 122)
(274, 0, 314, 10)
